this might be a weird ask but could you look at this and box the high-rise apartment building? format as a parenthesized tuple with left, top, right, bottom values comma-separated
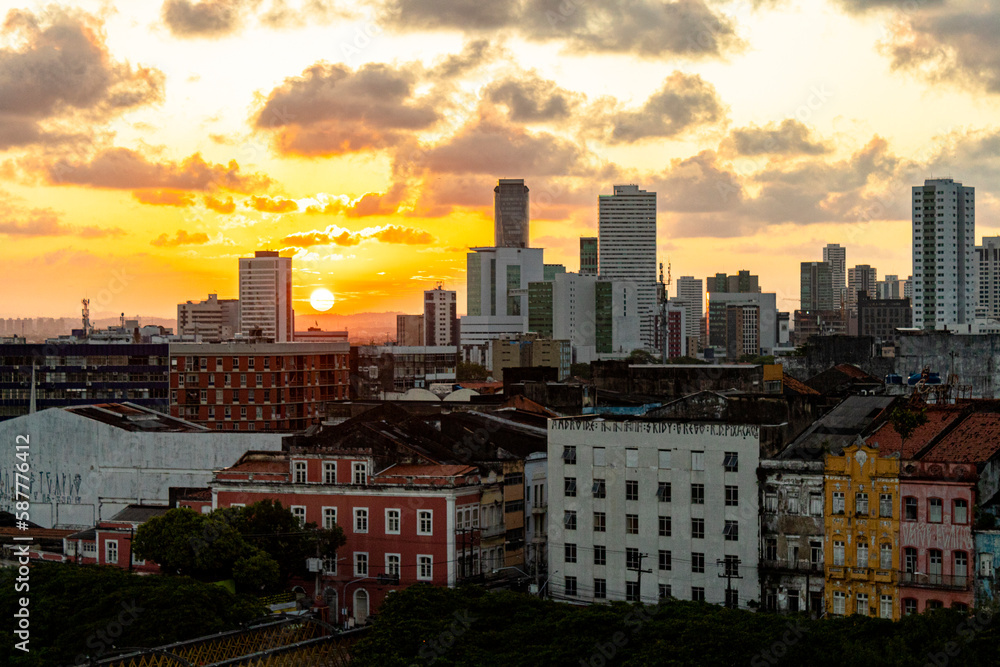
(912, 178, 976, 329)
(599, 185, 657, 348)
(494, 179, 530, 248)
(424, 286, 459, 346)
(177, 294, 240, 342)
(823, 244, 846, 307)
(800, 262, 834, 311)
(396, 314, 424, 346)
(847, 265, 877, 312)
(238, 251, 293, 342)
(876, 275, 907, 300)
(579, 237, 598, 276)
(976, 237, 1000, 319)
(675, 276, 704, 346)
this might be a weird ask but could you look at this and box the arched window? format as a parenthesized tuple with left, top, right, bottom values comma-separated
(354, 588, 370, 625)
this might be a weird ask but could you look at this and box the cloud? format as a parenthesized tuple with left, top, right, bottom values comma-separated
(0, 7, 164, 148)
(255, 61, 440, 156)
(432, 39, 505, 78)
(0, 207, 123, 238)
(587, 72, 727, 143)
(161, 0, 345, 38)
(306, 191, 402, 217)
(720, 119, 830, 157)
(204, 194, 236, 213)
(484, 71, 582, 123)
(133, 190, 196, 207)
(48, 147, 271, 192)
(150, 229, 211, 246)
(247, 194, 298, 212)
(280, 223, 434, 247)
(650, 150, 746, 213)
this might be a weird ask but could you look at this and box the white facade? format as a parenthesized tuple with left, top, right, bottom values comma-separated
(912, 179, 976, 330)
(847, 265, 877, 312)
(238, 251, 293, 342)
(547, 418, 760, 607)
(976, 237, 1000, 319)
(599, 185, 658, 349)
(708, 291, 778, 354)
(424, 286, 457, 346)
(550, 273, 641, 364)
(0, 407, 283, 528)
(177, 293, 240, 342)
(675, 276, 704, 343)
(823, 244, 847, 307)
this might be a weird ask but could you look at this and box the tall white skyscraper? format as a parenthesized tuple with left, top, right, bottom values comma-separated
(598, 184, 657, 348)
(912, 178, 976, 330)
(823, 243, 846, 307)
(976, 237, 1000, 319)
(847, 264, 877, 312)
(424, 285, 458, 346)
(675, 276, 704, 343)
(238, 250, 293, 342)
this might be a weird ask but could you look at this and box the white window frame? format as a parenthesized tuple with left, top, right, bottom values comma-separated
(293, 460, 307, 484)
(833, 591, 845, 616)
(105, 539, 118, 564)
(322, 506, 337, 530)
(354, 552, 368, 577)
(880, 595, 892, 619)
(291, 505, 306, 526)
(417, 554, 433, 581)
(691, 450, 705, 470)
(323, 461, 337, 485)
(417, 509, 433, 536)
(353, 462, 368, 485)
(385, 553, 401, 578)
(354, 507, 369, 534)
(386, 508, 401, 535)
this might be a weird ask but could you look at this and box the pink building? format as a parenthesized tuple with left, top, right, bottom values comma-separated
(899, 460, 975, 613)
(210, 449, 482, 626)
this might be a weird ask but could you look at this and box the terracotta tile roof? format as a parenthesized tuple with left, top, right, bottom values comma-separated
(783, 373, 820, 395)
(376, 464, 478, 478)
(0, 527, 76, 540)
(834, 364, 877, 380)
(223, 461, 288, 474)
(866, 406, 965, 458)
(921, 412, 1000, 463)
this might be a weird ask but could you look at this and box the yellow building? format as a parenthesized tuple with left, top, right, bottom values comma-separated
(824, 443, 901, 619)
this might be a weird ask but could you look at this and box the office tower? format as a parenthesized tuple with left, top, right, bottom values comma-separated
(800, 262, 834, 311)
(912, 178, 975, 329)
(424, 286, 458, 346)
(706, 271, 761, 350)
(675, 276, 704, 344)
(823, 244, 846, 306)
(177, 294, 240, 342)
(599, 184, 658, 348)
(494, 179, 530, 248)
(726, 303, 760, 359)
(396, 315, 424, 346)
(707, 271, 759, 294)
(847, 265, 877, 312)
(876, 275, 903, 300)
(238, 251, 293, 342)
(580, 237, 598, 276)
(977, 237, 1000, 319)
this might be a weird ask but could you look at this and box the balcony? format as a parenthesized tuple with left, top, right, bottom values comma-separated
(828, 567, 845, 579)
(849, 567, 870, 581)
(759, 559, 822, 575)
(899, 571, 970, 590)
(874, 569, 894, 583)
(531, 502, 547, 515)
(480, 524, 505, 539)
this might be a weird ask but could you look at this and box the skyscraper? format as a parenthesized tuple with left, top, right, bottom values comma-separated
(424, 285, 458, 346)
(238, 250, 293, 342)
(675, 276, 704, 346)
(912, 178, 976, 329)
(800, 261, 834, 311)
(823, 244, 846, 306)
(598, 184, 657, 348)
(847, 264, 877, 312)
(976, 237, 1000, 319)
(579, 237, 598, 276)
(494, 179, 529, 248)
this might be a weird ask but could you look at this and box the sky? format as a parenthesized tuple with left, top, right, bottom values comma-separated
(2, 0, 1000, 321)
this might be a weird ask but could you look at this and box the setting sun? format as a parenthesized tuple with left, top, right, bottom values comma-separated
(309, 288, 335, 312)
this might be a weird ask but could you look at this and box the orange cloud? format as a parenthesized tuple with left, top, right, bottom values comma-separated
(204, 194, 236, 213)
(247, 195, 298, 213)
(133, 190, 196, 207)
(150, 229, 210, 247)
(281, 224, 435, 247)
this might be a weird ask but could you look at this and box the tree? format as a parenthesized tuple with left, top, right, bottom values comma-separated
(569, 362, 591, 379)
(457, 361, 490, 381)
(626, 348, 657, 364)
(132, 508, 253, 580)
(889, 407, 929, 448)
(233, 552, 281, 593)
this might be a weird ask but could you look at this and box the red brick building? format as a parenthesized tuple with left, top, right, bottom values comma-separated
(169, 342, 350, 431)
(210, 449, 482, 625)
(64, 505, 168, 574)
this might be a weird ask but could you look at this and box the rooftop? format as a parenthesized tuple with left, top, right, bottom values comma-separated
(106, 504, 172, 524)
(64, 402, 208, 432)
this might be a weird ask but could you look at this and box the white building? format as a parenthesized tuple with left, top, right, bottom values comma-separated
(823, 244, 847, 307)
(912, 179, 976, 330)
(424, 286, 458, 346)
(546, 273, 641, 364)
(599, 185, 658, 349)
(238, 250, 293, 342)
(976, 237, 1000, 319)
(547, 417, 760, 607)
(675, 276, 704, 346)
(707, 291, 779, 355)
(0, 404, 283, 528)
(876, 274, 907, 300)
(525, 451, 548, 584)
(847, 265, 877, 313)
(177, 293, 240, 342)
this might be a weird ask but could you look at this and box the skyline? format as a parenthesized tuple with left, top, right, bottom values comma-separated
(3, 0, 1000, 320)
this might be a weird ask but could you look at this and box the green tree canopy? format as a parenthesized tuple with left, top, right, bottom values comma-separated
(457, 361, 490, 381)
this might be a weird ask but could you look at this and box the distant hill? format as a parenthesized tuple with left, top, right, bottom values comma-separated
(303, 312, 405, 344)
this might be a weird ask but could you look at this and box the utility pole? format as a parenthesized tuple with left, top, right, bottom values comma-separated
(718, 557, 743, 609)
(627, 552, 652, 602)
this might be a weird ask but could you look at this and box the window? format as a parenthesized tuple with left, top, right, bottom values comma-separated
(876, 595, 891, 619)
(659, 515, 671, 537)
(904, 547, 917, 573)
(626, 448, 638, 467)
(787, 494, 800, 515)
(594, 545, 606, 566)
(323, 507, 337, 530)
(953, 499, 968, 524)
(658, 449, 671, 468)
(691, 483, 704, 504)
(355, 552, 368, 576)
(692, 518, 704, 539)
(903, 598, 917, 615)
(626, 514, 639, 534)
(723, 452, 738, 472)
(626, 548, 640, 569)
(592, 447, 605, 466)
(659, 584, 671, 600)
(562, 445, 577, 464)
(354, 508, 368, 533)
(105, 540, 118, 564)
(980, 553, 994, 578)
(691, 451, 705, 470)
(593, 511, 606, 532)
(833, 541, 845, 566)
(564, 543, 577, 564)
(724, 520, 738, 541)
(592, 479, 606, 498)
(386, 509, 400, 534)
(659, 550, 672, 571)
(564, 477, 577, 497)
(929, 549, 943, 583)
(594, 578, 607, 599)
(856, 593, 869, 616)
(811, 541, 823, 568)
(929, 498, 943, 523)
(353, 462, 368, 485)
(725, 485, 738, 506)
(765, 492, 778, 512)
(564, 511, 577, 530)
(855, 492, 869, 515)
(926, 600, 943, 610)
(656, 482, 671, 502)
(323, 557, 337, 575)
(765, 538, 777, 561)
(880, 544, 892, 570)
(293, 460, 307, 484)
(879, 493, 892, 518)
(286, 505, 304, 526)
(833, 492, 845, 514)
(417, 510, 433, 535)
(417, 555, 433, 580)
(954, 551, 968, 584)
(386, 554, 400, 577)
(626, 581, 640, 602)
(565, 576, 578, 597)
(692, 552, 705, 573)
(323, 462, 337, 485)
(626, 480, 638, 501)
(725, 589, 739, 609)
(904, 497, 917, 521)
(857, 541, 869, 568)
(833, 591, 845, 616)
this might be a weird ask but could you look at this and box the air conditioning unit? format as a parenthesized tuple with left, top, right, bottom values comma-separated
(306, 558, 323, 573)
